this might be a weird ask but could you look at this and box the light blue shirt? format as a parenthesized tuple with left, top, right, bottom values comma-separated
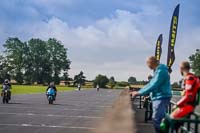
(138, 64, 172, 101)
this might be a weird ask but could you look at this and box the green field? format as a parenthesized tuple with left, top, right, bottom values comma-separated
(11, 85, 76, 95)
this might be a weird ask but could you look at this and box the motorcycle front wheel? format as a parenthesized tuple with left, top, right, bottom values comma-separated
(6, 98, 9, 104)
(2, 97, 5, 104)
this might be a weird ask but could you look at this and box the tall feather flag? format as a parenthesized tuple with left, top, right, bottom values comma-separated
(155, 34, 163, 62)
(167, 4, 180, 73)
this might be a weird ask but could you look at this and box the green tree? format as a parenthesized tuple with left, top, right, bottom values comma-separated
(23, 42, 34, 84)
(0, 55, 11, 83)
(74, 71, 86, 86)
(27, 38, 51, 84)
(108, 76, 116, 89)
(128, 76, 137, 84)
(2, 37, 71, 84)
(3, 37, 27, 84)
(47, 38, 71, 84)
(116, 81, 129, 87)
(189, 49, 200, 76)
(94, 74, 109, 88)
(172, 82, 180, 88)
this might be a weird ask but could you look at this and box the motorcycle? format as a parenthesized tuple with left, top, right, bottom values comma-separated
(77, 85, 81, 91)
(2, 90, 10, 104)
(48, 94, 55, 104)
(96, 85, 100, 92)
(46, 88, 55, 104)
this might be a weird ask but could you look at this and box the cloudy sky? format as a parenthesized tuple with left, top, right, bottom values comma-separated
(0, 0, 199, 82)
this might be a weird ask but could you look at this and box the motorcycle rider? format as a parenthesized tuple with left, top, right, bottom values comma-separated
(160, 61, 200, 132)
(2, 79, 11, 100)
(96, 84, 100, 91)
(46, 82, 57, 100)
(78, 84, 81, 91)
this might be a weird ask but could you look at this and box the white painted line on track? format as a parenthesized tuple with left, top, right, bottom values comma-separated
(0, 106, 86, 111)
(0, 123, 96, 130)
(0, 105, 108, 111)
(0, 112, 103, 119)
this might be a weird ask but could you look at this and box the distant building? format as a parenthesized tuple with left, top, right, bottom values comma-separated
(59, 80, 74, 86)
(10, 80, 17, 84)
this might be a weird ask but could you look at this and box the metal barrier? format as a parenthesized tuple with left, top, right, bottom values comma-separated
(134, 95, 153, 123)
(143, 90, 188, 123)
(144, 97, 153, 122)
(165, 89, 200, 133)
(138, 95, 143, 109)
(165, 102, 200, 133)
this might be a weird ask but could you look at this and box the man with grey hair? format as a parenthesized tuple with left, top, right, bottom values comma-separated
(131, 56, 172, 133)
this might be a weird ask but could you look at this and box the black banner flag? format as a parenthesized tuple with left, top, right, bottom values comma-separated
(167, 4, 180, 73)
(155, 34, 163, 62)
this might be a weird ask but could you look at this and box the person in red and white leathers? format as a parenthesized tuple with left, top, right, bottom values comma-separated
(170, 61, 200, 119)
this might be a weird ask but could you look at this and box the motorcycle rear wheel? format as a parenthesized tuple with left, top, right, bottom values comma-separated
(6, 98, 9, 104)
(49, 99, 53, 104)
(2, 97, 5, 104)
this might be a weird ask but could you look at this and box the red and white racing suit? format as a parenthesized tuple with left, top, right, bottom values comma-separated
(171, 73, 200, 119)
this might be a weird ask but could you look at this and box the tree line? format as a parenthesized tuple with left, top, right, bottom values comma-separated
(0, 37, 70, 84)
(93, 75, 147, 88)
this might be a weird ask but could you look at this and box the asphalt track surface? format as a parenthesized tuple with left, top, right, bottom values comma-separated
(0, 89, 121, 133)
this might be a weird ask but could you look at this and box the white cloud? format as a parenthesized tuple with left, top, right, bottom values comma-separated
(26, 10, 153, 81)
(1, 5, 199, 83)
(31, 10, 150, 48)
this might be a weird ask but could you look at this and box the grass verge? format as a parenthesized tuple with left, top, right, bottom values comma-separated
(11, 85, 76, 95)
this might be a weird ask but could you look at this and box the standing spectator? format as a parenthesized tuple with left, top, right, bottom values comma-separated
(160, 61, 200, 132)
(131, 56, 172, 133)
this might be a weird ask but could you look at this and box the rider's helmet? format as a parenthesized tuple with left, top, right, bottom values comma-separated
(49, 82, 55, 88)
(4, 79, 9, 84)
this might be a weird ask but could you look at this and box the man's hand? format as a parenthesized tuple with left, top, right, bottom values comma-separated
(172, 105, 177, 110)
(130, 91, 139, 98)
